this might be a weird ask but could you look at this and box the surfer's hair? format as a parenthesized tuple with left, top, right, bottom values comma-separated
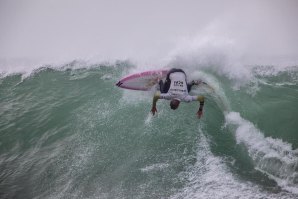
(170, 99, 180, 110)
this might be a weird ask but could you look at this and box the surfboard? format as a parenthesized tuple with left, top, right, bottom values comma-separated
(116, 69, 168, 91)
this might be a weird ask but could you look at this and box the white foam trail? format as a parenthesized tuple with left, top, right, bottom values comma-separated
(225, 112, 298, 194)
(171, 129, 293, 199)
(144, 113, 153, 126)
(140, 163, 170, 172)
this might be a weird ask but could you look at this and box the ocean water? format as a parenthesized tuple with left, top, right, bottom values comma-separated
(0, 60, 297, 199)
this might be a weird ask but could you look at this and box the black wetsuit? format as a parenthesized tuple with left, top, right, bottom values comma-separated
(159, 68, 193, 93)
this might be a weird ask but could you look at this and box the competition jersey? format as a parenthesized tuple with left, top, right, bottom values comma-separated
(168, 72, 188, 95)
(159, 72, 197, 102)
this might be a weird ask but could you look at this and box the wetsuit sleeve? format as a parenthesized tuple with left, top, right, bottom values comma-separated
(152, 92, 160, 108)
(197, 96, 204, 102)
(197, 96, 205, 111)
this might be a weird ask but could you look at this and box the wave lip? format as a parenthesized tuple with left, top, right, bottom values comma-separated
(225, 112, 298, 194)
(170, 132, 294, 199)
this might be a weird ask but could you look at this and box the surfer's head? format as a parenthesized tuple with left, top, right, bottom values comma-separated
(170, 99, 180, 110)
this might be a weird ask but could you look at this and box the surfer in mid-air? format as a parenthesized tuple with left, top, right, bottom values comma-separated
(151, 68, 205, 118)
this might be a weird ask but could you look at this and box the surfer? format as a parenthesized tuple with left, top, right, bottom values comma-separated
(151, 68, 205, 118)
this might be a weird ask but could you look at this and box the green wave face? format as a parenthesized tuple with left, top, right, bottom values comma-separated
(0, 62, 297, 199)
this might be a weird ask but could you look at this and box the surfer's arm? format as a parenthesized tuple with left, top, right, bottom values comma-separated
(151, 92, 160, 115)
(183, 95, 204, 118)
(197, 96, 205, 119)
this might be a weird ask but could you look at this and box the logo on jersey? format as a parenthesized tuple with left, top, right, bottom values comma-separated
(173, 81, 183, 87)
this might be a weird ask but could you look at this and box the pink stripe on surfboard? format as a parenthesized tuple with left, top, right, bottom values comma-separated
(116, 69, 168, 91)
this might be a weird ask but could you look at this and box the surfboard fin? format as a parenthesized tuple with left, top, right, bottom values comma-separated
(116, 81, 123, 87)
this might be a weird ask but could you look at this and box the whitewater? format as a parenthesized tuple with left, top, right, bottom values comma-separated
(0, 54, 297, 199)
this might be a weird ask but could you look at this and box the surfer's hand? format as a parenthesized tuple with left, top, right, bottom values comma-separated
(151, 107, 157, 115)
(197, 110, 203, 119)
